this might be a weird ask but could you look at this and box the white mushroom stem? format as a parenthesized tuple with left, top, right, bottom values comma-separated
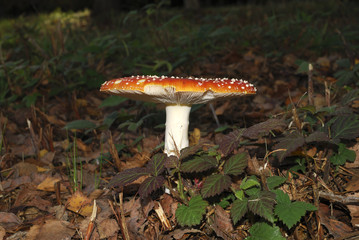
(164, 105, 191, 157)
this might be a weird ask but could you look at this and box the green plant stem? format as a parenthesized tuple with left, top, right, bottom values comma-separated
(177, 172, 188, 204)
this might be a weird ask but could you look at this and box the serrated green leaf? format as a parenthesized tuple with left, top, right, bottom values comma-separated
(181, 156, 217, 173)
(331, 115, 359, 142)
(64, 120, 96, 130)
(330, 143, 356, 166)
(266, 176, 286, 190)
(248, 191, 276, 223)
(176, 195, 208, 226)
(223, 152, 248, 175)
(240, 176, 260, 190)
(201, 174, 231, 198)
(147, 153, 167, 176)
(274, 190, 317, 229)
(246, 222, 285, 240)
(234, 189, 245, 200)
(99, 95, 127, 108)
(218, 194, 235, 208)
(231, 198, 248, 225)
(108, 167, 149, 188)
(138, 175, 165, 198)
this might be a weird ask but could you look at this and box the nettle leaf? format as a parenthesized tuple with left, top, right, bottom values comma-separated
(223, 152, 248, 176)
(274, 190, 317, 229)
(138, 175, 165, 199)
(331, 115, 359, 142)
(201, 174, 231, 198)
(330, 143, 356, 166)
(108, 167, 149, 188)
(246, 222, 285, 240)
(147, 153, 167, 176)
(179, 141, 209, 160)
(242, 119, 286, 139)
(231, 198, 248, 225)
(181, 156, 217, 173)
(176, 195, 208, 226)
(273, 132, 305, 160)
(248, 191, 276, 223)
(266, 176, 286, 190)
(218, 129, 244, 156)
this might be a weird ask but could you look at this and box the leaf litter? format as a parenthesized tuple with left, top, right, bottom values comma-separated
(0, 2, 359, 239)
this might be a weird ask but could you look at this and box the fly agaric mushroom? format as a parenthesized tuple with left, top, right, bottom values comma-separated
(100, 75, 256, 156)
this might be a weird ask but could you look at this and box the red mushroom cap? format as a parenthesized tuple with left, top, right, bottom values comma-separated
(100, 75, 256, 105)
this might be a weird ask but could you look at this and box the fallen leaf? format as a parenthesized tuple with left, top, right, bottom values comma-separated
(25, 219, 75, 240)
(98, 218, 119, 239)
(37, 176, 66, 192)
(66, 191, 94, 217)
(0, 212, 22, 230)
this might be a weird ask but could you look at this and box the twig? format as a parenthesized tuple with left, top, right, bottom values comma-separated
(318, 191, 359, 204)
(118, 192, 130, 240)
(308, 63, 314, 106)
(209, 103, 221, 127)
(84, 200, 97, 240)
(154, 201, 172, 231)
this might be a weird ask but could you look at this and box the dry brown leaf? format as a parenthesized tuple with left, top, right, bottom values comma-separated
(212, 205, 239, 240)
(98, 219, 119, 239)
(215, 101, 231, 115)
(345, 142, 359, 168)
(26, 219, 75, 240)
(0, 226, 5, 240)
(189, 128, 201, 146)
(0, 212, 22, 230)
(37, 176, 66, 192)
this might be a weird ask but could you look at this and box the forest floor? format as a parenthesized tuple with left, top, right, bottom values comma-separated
(1, 1, 359, 239)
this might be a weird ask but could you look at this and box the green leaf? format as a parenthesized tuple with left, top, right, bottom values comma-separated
(201, 174, 231, 198)
(240, 176, 260, 190)
(99, 96, 128, 108)
(218, 194, 235, 208)
(266, 176, 286, 190)
(274, 190, 317, 229)
(64, 120, 97, 130)
(181, 156, 217, 173)
(223, 152, 248, 176)
(330, 115, 359, 142)
(138, 175, 165, 198)
(231, 198, 248, 225)
(108, 167, 149, 188)
(147, 154, 167, 176)
(246, 222, 285, 240)
(296, 60, 310, 74)
(176, 195, 208, 226)
(248, 191, 276, 223)
(330, 143, 356, 166)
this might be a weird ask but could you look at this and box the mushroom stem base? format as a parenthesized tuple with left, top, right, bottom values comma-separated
(164, 105, 191, 157)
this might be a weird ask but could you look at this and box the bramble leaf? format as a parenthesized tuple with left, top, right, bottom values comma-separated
(273, 132, 305, 160)
(181, 156, 217, 173)
(138, 175, 165, 198)
(274, 190, 317, 229)
(246, 222, 285, 240)
(218, 129, 244, 156)
(108, 167, 149, 188)
(176, 195, 208, 226)
(266, 176, 286, 190)
(147, 153, 167, 176)
(248, 191, 276, 223)
(330, 143, 356, 166)
(330, 115, 359, 142)
(223, 152, 248, 176)
(231, 198, 248, 225)
(201, 174, 231, 198)
(243, 119, 286, 139)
